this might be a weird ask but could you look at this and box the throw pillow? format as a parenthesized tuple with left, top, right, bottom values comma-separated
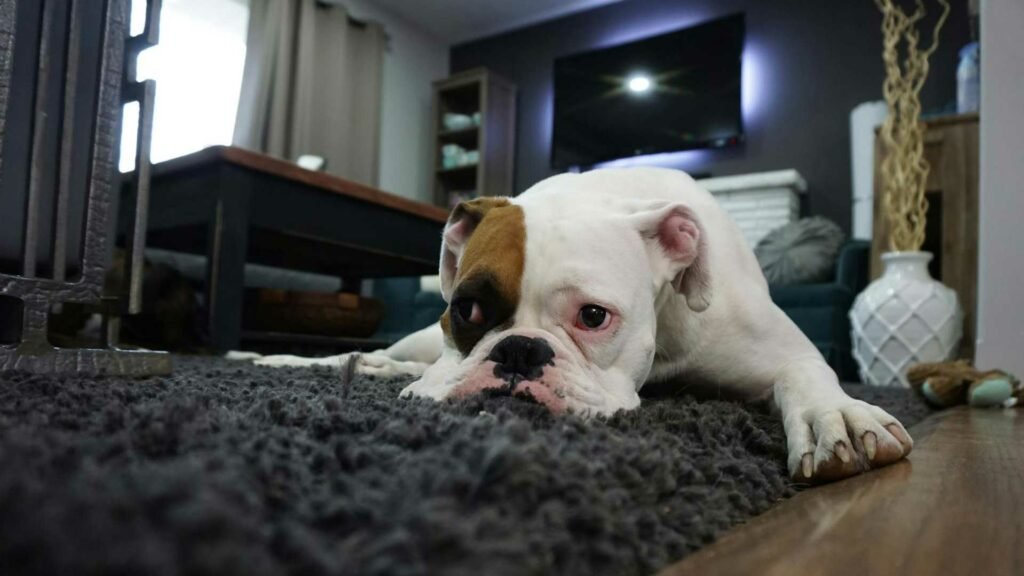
(755, 216, 845, 286)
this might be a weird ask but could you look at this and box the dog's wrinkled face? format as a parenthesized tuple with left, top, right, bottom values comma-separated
(402, 182, 708, 416)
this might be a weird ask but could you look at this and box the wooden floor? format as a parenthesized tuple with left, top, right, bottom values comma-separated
(659, 407, 1023, 576)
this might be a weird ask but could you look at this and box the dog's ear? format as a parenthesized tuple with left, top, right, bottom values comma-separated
(630, 202, 711, 312)
(439, 197, 510, 302)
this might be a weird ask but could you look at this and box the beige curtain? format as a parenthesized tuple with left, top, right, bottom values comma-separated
(233, 0, 385, 186)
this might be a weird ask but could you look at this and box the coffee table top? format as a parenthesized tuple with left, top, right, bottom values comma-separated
(150, 146, 451, 224)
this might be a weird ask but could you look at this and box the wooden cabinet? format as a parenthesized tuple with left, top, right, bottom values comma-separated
(871, 113, 980, 359)
(431, 68, 516, 208)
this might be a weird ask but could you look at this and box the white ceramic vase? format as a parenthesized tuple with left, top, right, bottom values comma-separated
(850, 251, 963, 387)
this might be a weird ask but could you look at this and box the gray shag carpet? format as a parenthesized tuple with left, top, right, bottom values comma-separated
(0, 355, 930, 576)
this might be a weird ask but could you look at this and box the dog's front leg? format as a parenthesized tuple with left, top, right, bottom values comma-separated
(774, 357, 913, 482)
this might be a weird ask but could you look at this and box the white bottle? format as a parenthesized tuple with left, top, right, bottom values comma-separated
(957, 42, 980, 114)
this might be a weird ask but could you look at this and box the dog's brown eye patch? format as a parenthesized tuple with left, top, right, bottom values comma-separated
(440, 202, 525, 357)
(448, 273, 516, 355)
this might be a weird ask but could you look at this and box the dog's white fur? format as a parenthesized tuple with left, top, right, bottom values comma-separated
(253, 168, 911, 481)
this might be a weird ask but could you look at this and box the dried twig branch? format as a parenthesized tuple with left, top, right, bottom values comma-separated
(875, 0, 950, 252)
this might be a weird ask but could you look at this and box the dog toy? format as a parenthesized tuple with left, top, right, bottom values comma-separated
(906, 359, 1022, 408)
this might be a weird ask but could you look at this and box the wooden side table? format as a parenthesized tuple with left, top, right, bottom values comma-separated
(871, 113, 980, 359)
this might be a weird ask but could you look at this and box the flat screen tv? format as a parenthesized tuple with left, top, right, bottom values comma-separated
(551, 14, 745, 169)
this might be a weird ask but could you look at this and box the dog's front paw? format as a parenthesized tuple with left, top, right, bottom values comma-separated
(399, 377, 450, 401)
(785, 399, 913, 483)
(354, 354, 429, 378)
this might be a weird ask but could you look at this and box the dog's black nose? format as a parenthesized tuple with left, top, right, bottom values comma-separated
(488, 336, 555, 387)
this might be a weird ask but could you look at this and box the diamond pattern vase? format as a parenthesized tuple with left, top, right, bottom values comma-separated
(850, 252, 963, 387)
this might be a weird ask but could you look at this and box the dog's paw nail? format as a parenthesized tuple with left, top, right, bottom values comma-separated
(885, 423, 912, 451)
(801, 452, 813, 479)
(863, 431, 878, 460)
(835, 440, 851, 464)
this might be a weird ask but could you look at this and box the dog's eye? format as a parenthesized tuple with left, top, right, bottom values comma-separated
(453, 298, 484, 325)
(576, 305, 611, 331)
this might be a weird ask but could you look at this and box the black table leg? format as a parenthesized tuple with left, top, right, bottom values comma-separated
(205, 176, 250, 351)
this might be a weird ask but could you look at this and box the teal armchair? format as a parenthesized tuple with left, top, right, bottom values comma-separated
(768, 240, 871, 382)
(371, 278, 446, 344)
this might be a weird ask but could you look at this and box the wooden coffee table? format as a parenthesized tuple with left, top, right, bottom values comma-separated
(121, 146, 449, 351)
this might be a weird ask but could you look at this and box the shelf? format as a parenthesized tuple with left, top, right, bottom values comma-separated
(434, 161, 477, 172)
(438, 83, 481, 114)
(436, 163, 477, 192)
(431, 68, 516, 207)
(438, 127, 479, 148)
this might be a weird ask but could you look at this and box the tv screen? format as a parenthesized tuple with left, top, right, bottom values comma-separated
(552, 14, 745, 169)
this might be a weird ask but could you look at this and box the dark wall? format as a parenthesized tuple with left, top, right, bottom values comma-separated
(450, 0, 970, 233)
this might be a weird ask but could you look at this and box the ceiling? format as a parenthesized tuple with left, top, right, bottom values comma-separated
(369, 0, 624, 45)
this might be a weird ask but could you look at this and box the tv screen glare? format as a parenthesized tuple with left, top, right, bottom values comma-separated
(552, 14, 745, 169)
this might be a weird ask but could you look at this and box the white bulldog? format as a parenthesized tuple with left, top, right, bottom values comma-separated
(255, 168, 912, 482)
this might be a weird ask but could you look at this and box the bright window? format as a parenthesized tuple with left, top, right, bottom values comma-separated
(120, 0, 249, 172)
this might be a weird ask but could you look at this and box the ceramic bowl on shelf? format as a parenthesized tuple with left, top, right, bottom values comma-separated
(443, 113, 474, 131)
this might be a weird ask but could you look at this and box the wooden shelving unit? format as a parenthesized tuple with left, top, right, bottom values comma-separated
(431, 68, 517, 208)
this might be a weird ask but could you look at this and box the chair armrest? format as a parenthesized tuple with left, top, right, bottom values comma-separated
(835, 240, 871, 294)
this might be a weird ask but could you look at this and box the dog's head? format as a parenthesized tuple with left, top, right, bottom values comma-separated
(404, 170, 712, 415)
